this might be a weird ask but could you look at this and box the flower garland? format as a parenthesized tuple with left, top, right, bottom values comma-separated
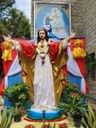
(36, 40, 49, 65)
(24, 116, 66, 123)
(24, 122, 68, 128)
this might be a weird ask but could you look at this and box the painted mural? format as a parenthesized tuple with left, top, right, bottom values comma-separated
(34, 3, 71, 38)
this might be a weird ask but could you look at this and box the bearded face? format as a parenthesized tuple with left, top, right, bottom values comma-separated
(37, 28, 49, 43)
(39, 30, 46, 40)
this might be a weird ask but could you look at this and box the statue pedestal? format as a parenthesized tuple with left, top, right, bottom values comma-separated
(28, 108, 63, 120)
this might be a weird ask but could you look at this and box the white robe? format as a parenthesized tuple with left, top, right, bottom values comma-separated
(33, 54, 55, 109)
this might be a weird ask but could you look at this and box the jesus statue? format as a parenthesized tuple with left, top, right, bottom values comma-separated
(3, 28, 75, 118)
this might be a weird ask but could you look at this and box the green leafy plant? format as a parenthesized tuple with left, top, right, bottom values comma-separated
(7, 105, 25, 116)
(6, 105, 27, 122)
(3, 82, 30, 108)
(59, 81, 86, 118)
(82, 102, 96, 128)
(0, 108, 13, 128)
(3, 82, 30, 122)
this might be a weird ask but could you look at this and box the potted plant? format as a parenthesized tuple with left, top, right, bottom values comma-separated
(59, 81, 86, 127)
(0, 108, 13, 128)
(82, 102, 96, 128)
(3, 82, 30, 122)
(12, 105, 25, 122)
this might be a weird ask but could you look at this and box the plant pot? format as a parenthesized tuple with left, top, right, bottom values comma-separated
(74, 117, 82, 127)
(14, 114, 21, 122)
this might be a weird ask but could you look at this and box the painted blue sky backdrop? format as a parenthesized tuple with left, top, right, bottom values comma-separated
(35, 6, 70, 38)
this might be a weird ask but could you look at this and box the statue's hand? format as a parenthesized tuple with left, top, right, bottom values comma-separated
(69, 32, 76, 39)
(3, 35, 11, 42)
(3, 35, 20, 50)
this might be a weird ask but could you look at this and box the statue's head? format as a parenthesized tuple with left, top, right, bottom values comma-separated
(37, 28, 49, 42)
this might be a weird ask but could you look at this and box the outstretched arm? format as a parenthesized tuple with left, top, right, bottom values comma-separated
(3, 35, 21, 50)
(61, 32, 76, 49)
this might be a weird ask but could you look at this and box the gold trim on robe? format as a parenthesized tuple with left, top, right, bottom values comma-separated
(51, 43, 68, 104)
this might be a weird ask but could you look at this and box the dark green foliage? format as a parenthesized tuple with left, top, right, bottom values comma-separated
(0, 1, 31, 41)
(0, 8, 31, 40)
(0, 0, 15, 17)
(60, 81, 85, 103)
(3, 82, 30, 122)
(82, 102, 96, 128)
(3, 82, 30, 107)
(0, 0, 15, 41)
(59, 81, 86, 118)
